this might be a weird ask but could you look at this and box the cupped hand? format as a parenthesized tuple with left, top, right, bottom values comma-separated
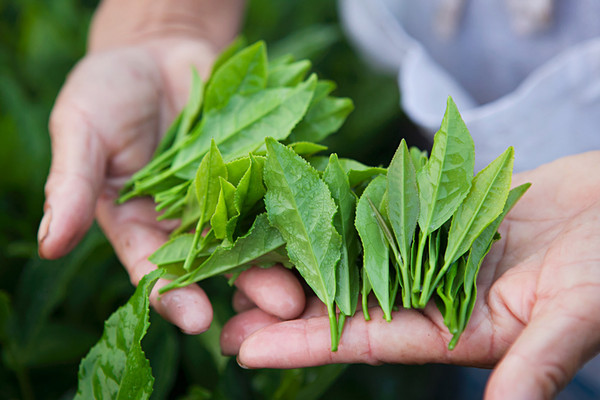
(222, 151, 600, 400)
(38, 32, 305, 333)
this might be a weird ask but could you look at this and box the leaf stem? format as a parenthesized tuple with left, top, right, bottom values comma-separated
(327, 302, 339, 351)
(182, 217, 205, 272)
(411, 231, 427, 303)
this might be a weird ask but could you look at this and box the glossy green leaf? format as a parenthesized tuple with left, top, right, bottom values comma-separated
(204, 41, 267, 113)
(443, 147, 514, 268)
(195, 140, 228, 230)
(323, 154, 359, 317)
(445, 183, 530, 349)
(264, 138, 341, 349)
(287, 141, 328, 157)
(409, 146, 428, 172)
(226, 157, 252, 187)
(207, 36, 247, 80)
(309, 156, 386, 187)
(211, 178, 237, 240)
(160, 214, 286, 291)
(238, 155, 266, 214)
(148, 234, 195, 266)
(172, 76, 317, 179)
(289, 96, 354, 143)
(417, 97, 475, 234)
(387, 139, 419, 288)
(75, 269, 164, 400)
(267, 59, 311, 87)
(355, 175, 391, 321)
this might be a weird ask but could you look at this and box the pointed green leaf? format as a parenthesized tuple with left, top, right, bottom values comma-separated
(444, 147, 514, 266)
(267, 59, 311, 87)
(323, 154, 359, 317)
(149, 234, 195, 266)
(195, 140, 228, 230)
(355, 175, 391, 321)
(160, 214, 286, 291)
(207, 36, 247, 79)
(409, 146, 428, 172)
(172, 76, 317, 179)
(210, 178, 237, 240)
(204, 41, 267, 112)
(417, 97, 475, 235)
(234, 154, 266, 216)
(308, 156, 386, 187)
(287, 141, 328, 157)
(226, 157, 252, 187)
(263, 138, 340, 306)
(387, 139, 419, 266)
(264, 138, 341, 348)
(288, 96, 354, 143)
(75, 269, 164, 400)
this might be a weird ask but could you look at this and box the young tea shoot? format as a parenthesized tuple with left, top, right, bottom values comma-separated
(119, 41, 528, 353)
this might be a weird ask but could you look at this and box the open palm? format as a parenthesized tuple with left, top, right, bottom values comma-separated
(222, 151, 600, 400)
(39, 36, 304, 333)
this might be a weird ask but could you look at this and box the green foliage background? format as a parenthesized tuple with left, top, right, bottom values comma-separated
(0, 1, 469, 399)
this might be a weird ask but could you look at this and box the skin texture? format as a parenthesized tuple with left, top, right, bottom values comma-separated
(221, 151, 600, 400)
(37, 0, 305, 334)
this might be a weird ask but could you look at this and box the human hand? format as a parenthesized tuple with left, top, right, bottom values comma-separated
(38, 0, 306, 334)
(222, 151, 600, 400)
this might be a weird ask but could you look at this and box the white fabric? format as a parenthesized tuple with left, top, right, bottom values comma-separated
(339, 0, 600, 172)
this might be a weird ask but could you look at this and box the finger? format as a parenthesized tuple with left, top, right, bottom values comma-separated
(39, 51, 161, 259)
(485, 291, 600, 400)
(220, 308, 281, 356)
(39, 101, 107, 259)
(232, 290, 255, 313)
(96, 193, 212, 334)
(233, 265, 305, 320)
(237, 304, 499, 369)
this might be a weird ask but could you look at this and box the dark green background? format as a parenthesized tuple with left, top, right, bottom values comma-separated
(0, 1, 475, 399)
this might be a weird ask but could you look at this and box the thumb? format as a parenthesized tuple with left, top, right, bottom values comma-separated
(38, 101, 106, 259)
(485, 293, 600, 400)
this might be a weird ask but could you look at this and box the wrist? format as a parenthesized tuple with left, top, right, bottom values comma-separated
(89, 0, 245, 52)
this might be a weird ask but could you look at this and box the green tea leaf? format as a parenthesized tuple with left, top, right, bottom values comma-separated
(387, 139, 419, 275)
(446, 183, 530, 349)
(204, 41, 267, 113)
(237, 155, 266, 214)
(210, 178, 237, 240)
(264, 138, 341, 349)
(308, 156, 386, 187)
(287, 141, 328, 157)
(207, 36, 247, 80)
(267, 59, 311, 87)
(409, 146, 428, 172)
(443, 147, 514, 268)
(148, 234, 195, 266)
(195, 140, 228, 230)
(75, 269, 164, 400)
(417, 97, 475, 234)
(355, 175, 392, 321)
(160, 214, 286, 291)
(172, 76, 317, 179)
(226, 157, 252, 187)
(288, 96, 354, 143)
(323, 154, 359, 318)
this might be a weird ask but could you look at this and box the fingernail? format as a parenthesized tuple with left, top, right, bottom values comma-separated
(38, 207, 52, 244)
(236, 356, 249, 369)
